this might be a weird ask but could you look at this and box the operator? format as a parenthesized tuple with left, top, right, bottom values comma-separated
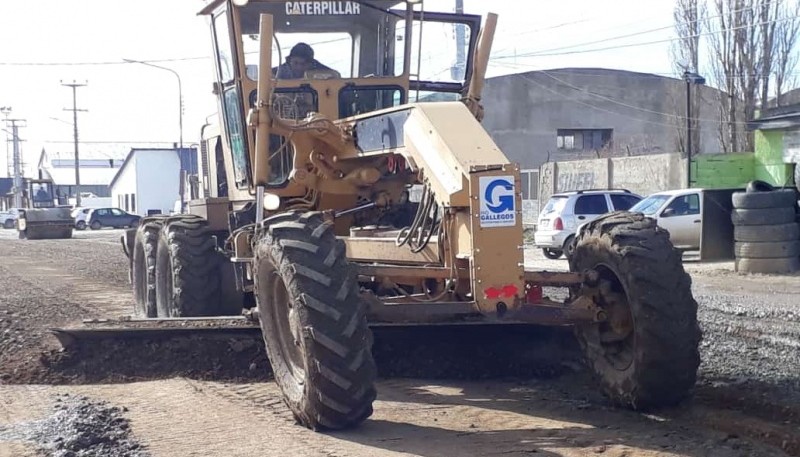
(273, 42, 333, 79)
(34, 186, 51, 203)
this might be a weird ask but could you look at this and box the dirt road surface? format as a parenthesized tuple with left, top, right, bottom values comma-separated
(0, 228, 798, 456)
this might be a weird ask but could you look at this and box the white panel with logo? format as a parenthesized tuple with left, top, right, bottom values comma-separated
(478, 176, 516, 228)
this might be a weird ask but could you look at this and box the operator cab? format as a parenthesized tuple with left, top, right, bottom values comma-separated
(200, 0, 482, 191)
(27, 180, 57, 209)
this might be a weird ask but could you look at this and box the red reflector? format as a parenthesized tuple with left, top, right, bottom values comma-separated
(553, 217, 564, 230)
(484, 284, 519, 299)
(526, 284, 543, 304)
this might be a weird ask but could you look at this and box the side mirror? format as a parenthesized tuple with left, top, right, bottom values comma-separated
(662, 208, 675, 218)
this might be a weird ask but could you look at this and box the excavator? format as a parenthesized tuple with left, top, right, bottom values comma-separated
(54, 0, 702, 431)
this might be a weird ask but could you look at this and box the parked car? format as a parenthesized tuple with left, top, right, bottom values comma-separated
(627, 188, 704, 251)
(535, 189, 642, 259)
(71, 207, 92, 230)
(0, 208, 20, 229)
(86, 208, 141, 230)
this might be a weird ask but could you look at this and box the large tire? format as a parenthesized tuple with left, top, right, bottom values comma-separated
(732, 189, 796, 209)
(569, 211, 701, 410)
(735, 240, 800, 259)
(253, 211, 377, 430)
(730, 207, 795, 226)
(736, 256, 800, 274)
(132, 222, 161, 318)
(155, 216, 222, 317)
(734, 222, 800, 242)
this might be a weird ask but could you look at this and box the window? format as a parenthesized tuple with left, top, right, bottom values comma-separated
(610, 194, 642, 211)
(396, 17, 474, 85)
(574, 195, 609, 215)
(339, 86, 403, 118)
(124, 194, 129, 212)
(664, 194, 700, 216)
(557, 129, 613, 150)
(131, 194, 136, 213)
(111, 209, 124, 216)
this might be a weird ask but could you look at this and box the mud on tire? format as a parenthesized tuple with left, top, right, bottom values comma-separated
(131, 222, 162, 318)
(155, 216, 222, 317)
(568, 211, 701, 410)
(253, 210, 377, 430)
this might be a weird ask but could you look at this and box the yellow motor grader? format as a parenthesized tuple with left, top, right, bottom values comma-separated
(60, 0, 701, 431)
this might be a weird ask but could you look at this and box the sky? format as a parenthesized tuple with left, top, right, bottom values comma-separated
(0, 0, 681, 177)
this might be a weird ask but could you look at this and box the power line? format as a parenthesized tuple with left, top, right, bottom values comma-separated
(497, 15, 800, 59)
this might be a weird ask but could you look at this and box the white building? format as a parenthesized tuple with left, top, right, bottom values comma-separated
(109, 148, 197, 216)
(37, 149, 125, 205)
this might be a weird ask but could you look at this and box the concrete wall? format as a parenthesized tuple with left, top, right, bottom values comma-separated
(538, 152, 687, 205)
(482, 68, 725, 171)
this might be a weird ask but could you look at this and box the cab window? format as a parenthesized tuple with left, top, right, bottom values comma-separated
(664, 194, 700, 216)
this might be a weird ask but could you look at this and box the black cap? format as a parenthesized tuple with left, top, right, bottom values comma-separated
(289, 42, 314, 60)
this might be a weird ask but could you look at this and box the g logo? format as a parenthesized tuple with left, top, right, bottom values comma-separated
(484, 179, 514, 213)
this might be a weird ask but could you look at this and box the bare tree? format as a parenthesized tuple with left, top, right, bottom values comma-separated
(758, 0, 781, 109)
(774, 0, 800, 106)
(671, 0, 706, 154)
(736, 0, 761, 151)
(707, 0, 744, 152)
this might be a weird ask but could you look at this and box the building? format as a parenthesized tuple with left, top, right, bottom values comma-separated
(748, 102, 800, 188)
(109, 147, 198, 216)
(482, 68, 727, 173)
(37, 149, 125, 203)
(0, 178, 13, 211)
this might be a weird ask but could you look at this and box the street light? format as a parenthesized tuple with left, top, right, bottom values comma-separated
(683, 71, 706, 187)
(123, 58, 183, 151)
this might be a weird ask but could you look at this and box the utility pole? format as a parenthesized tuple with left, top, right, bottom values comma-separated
(451, 0, 466, 80)
(61, 80, 87, 207)
(6, 119, 25, 208)
(1, 106, 11, 178)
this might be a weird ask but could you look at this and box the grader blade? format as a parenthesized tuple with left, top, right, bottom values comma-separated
(49, 317, 261, 348)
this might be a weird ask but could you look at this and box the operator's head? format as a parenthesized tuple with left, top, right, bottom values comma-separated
(287, 42, 314, 77)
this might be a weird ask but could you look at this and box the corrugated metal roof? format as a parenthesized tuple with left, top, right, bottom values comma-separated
(40, 166, 121, 186)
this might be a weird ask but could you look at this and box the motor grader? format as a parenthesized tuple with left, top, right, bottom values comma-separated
(59, 0, 701, 431)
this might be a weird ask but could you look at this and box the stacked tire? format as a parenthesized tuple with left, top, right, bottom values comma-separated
(731, 184, 800, 274)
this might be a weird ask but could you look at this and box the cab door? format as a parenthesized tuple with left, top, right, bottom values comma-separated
(658, 193, 702, 249)
(398, 11, 482, 100)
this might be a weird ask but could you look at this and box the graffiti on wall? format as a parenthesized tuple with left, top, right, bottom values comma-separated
(557, 171, 596, 192)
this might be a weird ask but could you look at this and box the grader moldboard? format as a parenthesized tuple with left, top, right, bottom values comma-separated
(53, 0, 701, 431)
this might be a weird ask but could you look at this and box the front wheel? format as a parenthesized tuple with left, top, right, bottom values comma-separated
(76, 220, 86, 230)
(90, 221, 102, 230)
(542, 248, 563, 260)
(253, 211, 377, 431)
(569, 211, 701, 410)
(3, 219, 13, 229)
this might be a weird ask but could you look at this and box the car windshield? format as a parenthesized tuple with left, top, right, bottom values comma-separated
(630, 195, 671, 215)
(541, 196, 568, 215)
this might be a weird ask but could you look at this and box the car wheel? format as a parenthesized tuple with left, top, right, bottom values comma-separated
(543, 248, 563, 260)
(90, 221, 102, 230)
(563, 236, 577, 260)
(76, 221, 86, 230)
(3, 219, 13, 229)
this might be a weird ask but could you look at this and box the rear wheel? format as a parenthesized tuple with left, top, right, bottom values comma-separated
(132, 222, 161, 318)
(569, 211, 701, 410)
(253, 211, 377, 430)
(3, 219, 13, 229)
(155, 216, 222, 317)
(542, 248, 563, 260)
(76, 220, 86, 230)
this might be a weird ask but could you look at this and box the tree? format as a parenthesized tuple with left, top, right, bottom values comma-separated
(671, 0, 706, 154)
(774, 0, 800, 106)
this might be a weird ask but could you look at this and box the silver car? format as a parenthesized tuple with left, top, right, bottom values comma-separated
(534, 189, 642, 259)
(628, 189, 703, 251)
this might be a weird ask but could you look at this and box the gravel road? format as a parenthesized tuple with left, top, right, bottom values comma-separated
(0, 228, 798, 456)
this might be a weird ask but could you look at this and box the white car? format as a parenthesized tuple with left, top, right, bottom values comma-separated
(0, 208, 20, 229)
(627, 188, 704, 251)
(71, 207, 92, 230)
(534, 189, 643, 259)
